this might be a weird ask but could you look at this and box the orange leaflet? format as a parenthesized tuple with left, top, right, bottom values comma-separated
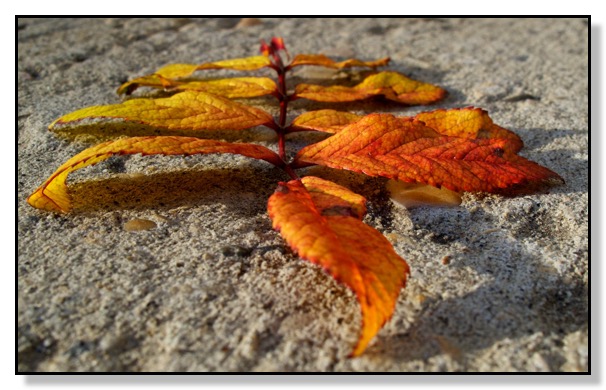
(291, 108, 523, 151)
(118, 56, 272, 95)
(294, 71, 446, 105)
(267, 177, 409, 356)
(49, 91, 275, 133)
(293, 114, 562, 193)
(288, 54, 390, 69)
(27, 137, 282, 213)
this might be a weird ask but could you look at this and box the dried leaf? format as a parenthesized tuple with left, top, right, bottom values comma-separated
(289, 54, 390, 69)
(50, 91, 275, 133)
(293, 113, 561, 193)
(118, 56, 272, 95)
(267, 178, 409, 356)
(294, 71, 446, 105)
(27, 137, 282, 213)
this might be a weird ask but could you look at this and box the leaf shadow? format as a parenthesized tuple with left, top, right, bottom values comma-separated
(68, 165, 286, 215)
(373, 206, 587, 370)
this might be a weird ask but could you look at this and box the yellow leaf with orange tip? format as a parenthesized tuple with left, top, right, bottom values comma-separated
(293, 113, 562, 193)
(49, 91, 274, 133)
(288, 54, 390, 69)
(267, 178, 409, 356)
(118, 56, 272, 95)
(413, 107, 523, 152)
(294, 71, 447, 105)
(27, 137, 283, 213)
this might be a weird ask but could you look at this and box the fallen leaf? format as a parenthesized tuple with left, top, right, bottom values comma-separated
(27, 137, 282, 213)
(267, 178, 409, 356)
(293, 113, 562, 193)
(288, 54, 390, 69)
(50, 91, 275, 133)
(294, 71, 446, 105)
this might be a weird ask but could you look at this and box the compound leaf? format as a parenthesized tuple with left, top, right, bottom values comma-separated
(50, 91, 275, 133)
(267, 177, 409, 356)
(294, 71, 446, 105)
(27, 137, 282, 213)
(293, 113, 562, 193)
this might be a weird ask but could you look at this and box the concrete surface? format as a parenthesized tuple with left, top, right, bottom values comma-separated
(17, 18, 588, 372)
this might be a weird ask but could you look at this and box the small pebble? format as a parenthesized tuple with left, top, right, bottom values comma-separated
(124, 218, 157, 231)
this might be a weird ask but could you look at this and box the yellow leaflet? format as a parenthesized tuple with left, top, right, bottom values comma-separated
(171, 77, 277, 98)
(291, 110, 363, 133)
(50, 91, 274, 132)
(289, 54, 390, 69)
(27, 137, 282, 213)
(195, 55, 271, 71)
(120, 76, 277, 98)
(295, 71, 447, 105)
(118, 56, 272, 95)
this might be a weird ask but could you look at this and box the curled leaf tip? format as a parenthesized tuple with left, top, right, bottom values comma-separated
(28, 137, 282, 213)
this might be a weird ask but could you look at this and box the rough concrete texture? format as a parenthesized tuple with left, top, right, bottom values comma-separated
(17, 18, 588, 372)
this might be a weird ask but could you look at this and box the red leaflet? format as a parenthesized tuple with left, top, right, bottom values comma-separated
(293, 113, 561, 193)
